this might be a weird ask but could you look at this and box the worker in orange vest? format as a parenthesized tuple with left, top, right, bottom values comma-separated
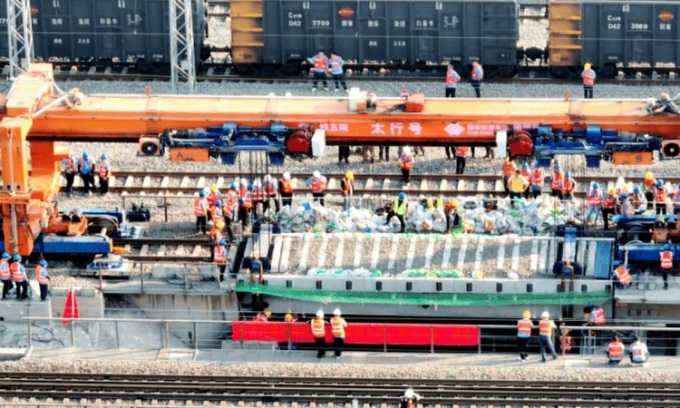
(0, 252, 11, 300)
(214, 238, 229, 283)
(643, 172, 656, 210)
(331, 308, 348, 358)
(517, 310, 534, 362)
(551, 162, 564, 199)
(581, 63, 596, 99)
(251, 178, 266, 219)
(307, 171, 327, 207)
(660, 243, 673, 290)
(454, 146, 468, 175)
(585, 304, 606, 326)
(538, 311, 558, 362)
(672, 183, 680, 215)
(10, 254, 28, 301)
(308, 50, 329, 92)
(501, 158, 516, 195)
(612, 261, 632, 289)
(399, 147, 415, 185)
(77, 151, 96, 194)
(194, 190, 208, 235)
(529, 162, 544, 199)
(340, 171, 355, 212)
(471, 61, 484, 98)
(263, 174, 280, 213)
(654, 179, 669, 215)
(601, 188, 618, 230)
(607, 335, 624, 365)
(445, 64, 461, 98)
(559, 326, 574, 354)
(97, 153, 112, 195)
(311, 310, 327, 358)
(60, 153, 77, 193)
(35, 259, 50, 301)
(519, 162, 531, 199)
(585, 182, 602, 226)
(561, 172, 576, 201)
(279, 172, 294, 208)
(619, 193, 634, 216)
(209, 200, 225, 227)
(254, 310, 271, 322)
(207, 184, 221, 208)
(238, 185, 254, 227)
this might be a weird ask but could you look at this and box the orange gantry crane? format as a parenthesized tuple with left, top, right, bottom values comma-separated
(2, 63, 680, 254)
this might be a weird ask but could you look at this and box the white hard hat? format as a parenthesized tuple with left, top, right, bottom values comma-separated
(333, 308, 341, 316)
(253, 178, 262, 186)
(264, 174, 272, 181)
(316, 310, 324, 318)
(240, 178, 248, 185)
(541, 311, 550, 319)
(402, 146, 411, 154)
(283, 172, 291, 180)
(313, 170, 321, 178)
(404, 388, 414, 399)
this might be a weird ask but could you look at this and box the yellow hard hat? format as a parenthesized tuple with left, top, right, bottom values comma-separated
(522, 310, 531, 319)
(345, 171, 354, 180)
(210, 184, 218, 193)
(608, 188, 616, 195)
(216, 221, 225, 229)
(449, 198, 459, 208)
(584, 63, 591, 70)
(505, 157, 511, 163)
(264, 310, 272, 318)
(645, 172, 653, 180)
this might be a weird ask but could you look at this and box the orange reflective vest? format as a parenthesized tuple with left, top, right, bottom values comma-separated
(655, 187, 667, 203)
(560, 334, 573, 353)
(207, 192, 220, 207)
(193, 197, 207, 217)
(502, 161, 516, 177)
(0, 260, 9, 280)
(619, 200, 633, 215)
(644, 178, 656, 190)
(539, 320, 554, 336)
(552, 170, 563, 190)
(530, 168, 544, 187)
(98, 161, 110, 179)
(588, 189, 602, 206)
(311, 318, 326, 338)
(331, 316, 346, 338)
(340, 178, 353, 196)
(517, 319, 533, 337)
(210, 206, 224, 224)
(661, 250, 673, 269)
(631, 193, 644, 208)
(238, 185, 248, 199)
(608, 341, 624, 360)
(10, 263, 25, 282)
(455, 146, 468, 157)
(35, 266, 49, 284)
(582, 69, 595, 86)
(313, 56, 328, 71)
(400, 154, 414, 170)
(213, 245, 227, 263)
(471, 65, 484, 80)
(445, 70, 459, 85)
(592, 308, 606, 325)
(310, 177, 326, 193)
(63, 157, 76, 174)
(265, 182, 276, 196)
(252, 187, 265, 202)
(209, 227, 222, 244)
(614, 265, 632, 285)
(280, 179, 293, 194)
(602, 195, 617, 209)
(241, 192, 253, 209)
(561, 178, 575, 194)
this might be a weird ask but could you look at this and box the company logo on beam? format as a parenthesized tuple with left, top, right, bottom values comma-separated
(445, 123, 465, 136)
(659, 11, 674, 22)
(338, 7, 354, 18)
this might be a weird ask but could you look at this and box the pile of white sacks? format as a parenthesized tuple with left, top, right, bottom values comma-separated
(275, 194, 577, 236)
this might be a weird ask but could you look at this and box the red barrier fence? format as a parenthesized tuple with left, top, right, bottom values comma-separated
(232, 321, 479, 346)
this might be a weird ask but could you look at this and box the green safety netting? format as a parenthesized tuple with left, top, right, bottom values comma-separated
(235, 283, 611, 306)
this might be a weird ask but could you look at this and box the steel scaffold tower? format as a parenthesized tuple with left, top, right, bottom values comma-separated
(6, 0, 34, 79)
(169, 0, 196, 93)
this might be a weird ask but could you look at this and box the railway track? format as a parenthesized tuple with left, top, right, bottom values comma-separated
(78, 170, 671, 200)
(112, 238, 211, 263)
(0, 373, 678, 407)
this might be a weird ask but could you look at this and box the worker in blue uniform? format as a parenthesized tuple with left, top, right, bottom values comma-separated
(329, 52, 348, 93)
(78, 151, 96, 194)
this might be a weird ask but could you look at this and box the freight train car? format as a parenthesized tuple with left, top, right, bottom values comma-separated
(549, 0, 680, 78)
(0, 0, 210, 73)
(231, 0, 519, 77)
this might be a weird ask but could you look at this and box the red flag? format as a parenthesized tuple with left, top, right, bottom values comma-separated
(62, 287, 80, 326)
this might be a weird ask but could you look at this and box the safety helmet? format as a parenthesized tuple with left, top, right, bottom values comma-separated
(398, 192, 406, 200)
(240, 179, 248, 186)
(210, 184, 218, 193)
(12, 254, 21, 262)
(592, 182, 599, 189)
(264, 310, 272, 318)
(253, 178, 262, 187)
(216, 221, 225, 229)
(554, 162, 561, 170)
(522, 162, 528, 168)
(633, 186, 640, 194)
(402, 146, 411, 154)
(82, 151, 89, 159)
(283, 172, 291, 180)
(345, 171, 354, 181)
(608, 188, 616, 195)
(199, 190, 205, 197)
(662, 243, 672, 251)
(565, 171, 571, 178)
(656, 180, 664, 188)
(333, 308, 341, 316)
(218, 238, 226, 246)
(230, 183, 237, 190)
(645, 172, 654, 180)
(541, 311, 550, 319)
(215, 200, 223, 207)
(612, 260, 620, 266)
(533, 161, 540, 168)
(247, 184, 253, 191)
(100, 153, 107, 160)
(313, 170, 321, 178)
(238, 198, 245, 205)
(619, 192, 628, 199)
(522, 310, 531, 319)
(1, 252, 8, 259)
(316, 310, 324, 318)
(38, 259, 47, 267)
(584, 63, 591, 70)
(404, 389, 415, 399)
(264, 174, 272, 182)
(448, 198, 459, 209)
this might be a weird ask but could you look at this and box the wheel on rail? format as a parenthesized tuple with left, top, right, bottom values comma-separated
(621, 226, 651, 244)
(87, 215, 119, 238)
(140, 140, 159, 156)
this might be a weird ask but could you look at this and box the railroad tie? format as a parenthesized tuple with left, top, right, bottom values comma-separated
(439, 179, 447, 192)
(140, 244, 149, 256)
(405, 234, 417, 269)
(477, 179, 485, 193)
(280, 236, 292, 273)
(456, 234, 469, 271)
(142, 175, 151, 189)
(370, 235, 381, 270)
(511, 235, 521, 272)
(473, 235, 486, 272)
(109, 175, 116, 188)
(529, 238, 539, 273)
(160, 176, 170, 189)
(387, 234, 399, 270)
(157, 245, 167, 256)
(191, 245, 202, 257)
(196, 176, 206, 189)
(334, 234, 345, 269)
(124, 175, 134, 189)
(216, 176, 225, 189)
(442, 234, 453, 268)
(271, 236, 283, 273)
(494, 179, 504, 193)
(424, 235, 435, 268)
(420, 178, 428, 192)
(298, 234, 312, 271)
(327, 178, 337, 190)
(539, 239, 549, 273)
(497, 234, 507, 271)
(180, 176, 190, 188)
(317, 234, 329, 268)
(353, 234, 365, 268)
